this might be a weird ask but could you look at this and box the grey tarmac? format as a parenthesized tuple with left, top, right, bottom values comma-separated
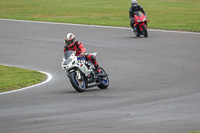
(0, 19, 200, 133)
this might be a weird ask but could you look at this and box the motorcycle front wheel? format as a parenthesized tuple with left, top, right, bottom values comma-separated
(142, 25, 148, 37)
(69, 70, 86, 92)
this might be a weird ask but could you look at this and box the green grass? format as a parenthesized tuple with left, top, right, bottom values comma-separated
(0, 0, 200, 32)
(0, 65, 46, 93)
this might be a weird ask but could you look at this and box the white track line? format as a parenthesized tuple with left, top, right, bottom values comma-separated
(0, 18, 200, 35)
(0, 65, 52, 95)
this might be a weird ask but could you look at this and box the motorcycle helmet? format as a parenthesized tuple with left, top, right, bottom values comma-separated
(131, 0, 138, 7)
(65, 33, 75, 47)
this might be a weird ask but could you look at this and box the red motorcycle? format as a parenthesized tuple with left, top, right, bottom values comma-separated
(133, 11, 149, 37)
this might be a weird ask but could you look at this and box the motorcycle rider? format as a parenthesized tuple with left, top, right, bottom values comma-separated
(129, 0, 147, 31)
(64, 33, 101, 74)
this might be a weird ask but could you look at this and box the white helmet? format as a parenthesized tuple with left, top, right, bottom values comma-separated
(65, 33, 75, 47)
(131, 0, 138, 6)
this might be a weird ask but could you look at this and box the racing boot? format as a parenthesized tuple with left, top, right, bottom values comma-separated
(95, 64, 101, 75)
(130, 19, 135, 32)
(95, 65, 102, 83)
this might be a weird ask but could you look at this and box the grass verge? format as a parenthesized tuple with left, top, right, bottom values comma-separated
(0, 65, 46, 93)
(0, 0, 199, 32)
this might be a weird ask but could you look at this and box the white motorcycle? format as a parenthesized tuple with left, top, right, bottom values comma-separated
(61, 51, 109, 92)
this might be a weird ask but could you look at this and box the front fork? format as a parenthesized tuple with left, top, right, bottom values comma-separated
(134, 24, 142, 34)
(139, 23, 146, 32)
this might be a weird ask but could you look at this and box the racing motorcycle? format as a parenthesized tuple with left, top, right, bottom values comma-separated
(133, 11, 149, 37)
(61, 51, 109, 92)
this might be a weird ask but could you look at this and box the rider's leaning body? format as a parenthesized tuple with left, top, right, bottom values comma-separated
(64, 33, 101, 74)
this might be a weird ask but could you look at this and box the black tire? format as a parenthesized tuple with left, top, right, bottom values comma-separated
(69, 71, 86, 92)
(134, 26, 140, 37)
(134, 32, 140, 37)
(137, 34, 140, 37)
(97, 68, 109, 89)
(142, 25, 148, 37)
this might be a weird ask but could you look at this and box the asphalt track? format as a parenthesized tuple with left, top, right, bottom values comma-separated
(0, 19, 200, 133)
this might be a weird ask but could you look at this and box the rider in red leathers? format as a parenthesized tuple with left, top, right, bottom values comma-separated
(64, 33, 101, 74)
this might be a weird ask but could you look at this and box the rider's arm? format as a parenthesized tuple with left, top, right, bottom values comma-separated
(79, 42, 87, 54)
(64, 45, 68, 52)
(139, 5, 146, 16)
(129, 7, 134, 20)
(76, 41, 87, 56)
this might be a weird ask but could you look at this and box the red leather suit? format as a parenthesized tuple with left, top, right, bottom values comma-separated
(64, 41, 99, 67)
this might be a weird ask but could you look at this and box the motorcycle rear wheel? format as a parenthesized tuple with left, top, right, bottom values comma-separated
(97, 68, 109, 89)
(69, 71, 86, 92)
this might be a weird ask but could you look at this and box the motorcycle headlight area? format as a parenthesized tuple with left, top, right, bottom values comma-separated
(137, 20, 142, 22)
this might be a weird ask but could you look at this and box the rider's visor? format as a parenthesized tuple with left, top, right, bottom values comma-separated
(65, 40, 73, 47)
(133, 3, 137, 7)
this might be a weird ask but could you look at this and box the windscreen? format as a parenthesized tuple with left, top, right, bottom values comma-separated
(134, 11, 142, 17)
(64, 51, 74, 59)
